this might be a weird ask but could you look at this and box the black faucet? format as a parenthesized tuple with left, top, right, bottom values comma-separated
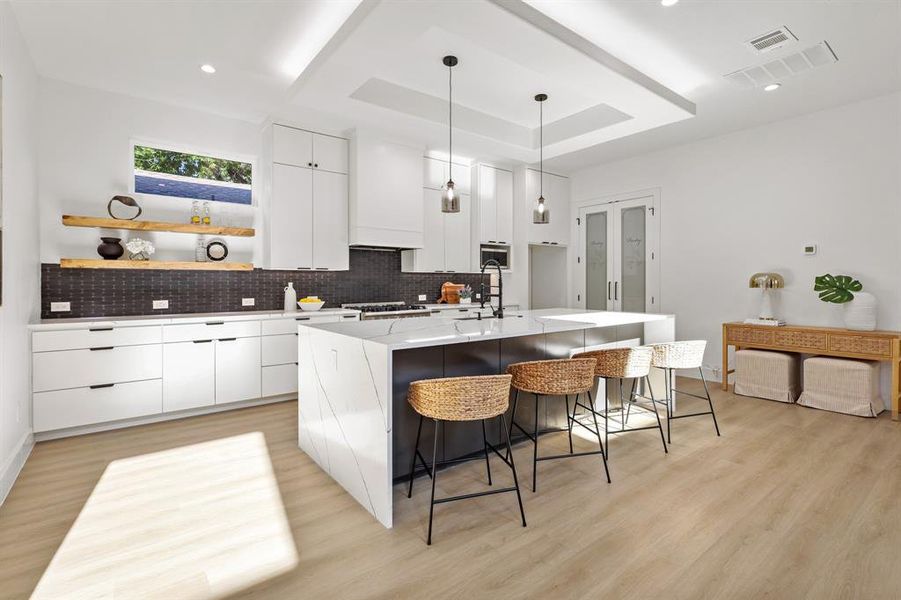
(479, 259, 504, 319)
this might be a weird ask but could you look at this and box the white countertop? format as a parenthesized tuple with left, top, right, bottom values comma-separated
(302, 308, 672, 350)
(29, 308, 360, 331)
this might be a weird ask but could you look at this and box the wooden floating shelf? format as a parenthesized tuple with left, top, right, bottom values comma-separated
(62, 215, 255, 237)
(60, 259, 253, 271)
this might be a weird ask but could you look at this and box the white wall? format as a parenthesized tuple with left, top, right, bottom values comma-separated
(570, 92, 901, 395)
(38, 79, 262, 264)
(0, 3, 40, 503)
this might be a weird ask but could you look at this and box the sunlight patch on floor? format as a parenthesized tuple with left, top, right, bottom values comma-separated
(31, 432, 298, 600)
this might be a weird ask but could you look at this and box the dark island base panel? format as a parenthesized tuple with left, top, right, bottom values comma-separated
(41, 249, 485, 319)
(391, 324, 645, 482)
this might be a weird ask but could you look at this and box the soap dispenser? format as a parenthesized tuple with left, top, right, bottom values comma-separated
(284, 282, 297, 312)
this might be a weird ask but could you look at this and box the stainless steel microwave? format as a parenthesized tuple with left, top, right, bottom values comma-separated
(480, 244, 511, 270)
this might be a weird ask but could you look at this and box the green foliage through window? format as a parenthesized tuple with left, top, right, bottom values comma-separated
(134, 145, 252, 185)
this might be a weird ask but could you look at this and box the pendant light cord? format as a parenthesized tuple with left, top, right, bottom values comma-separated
(539, 98, 543, 198)
(448, 62, 453, 182)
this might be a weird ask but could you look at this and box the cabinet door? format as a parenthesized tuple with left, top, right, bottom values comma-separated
(163, 341, 215, 411)
(312, 170, 349, 270)
(494, 168, 514, 244)
(270, 164, 313, 269)
(273, 125, 313, 167)
(419, 189, 447, 271)
(423, 157, 447, 190)
(312, 133, 348, 174)
(262, 334, 298, 367)
(478, 165, 497, 243)
(215, 337, 262, 404)
(444, 193, 471, 273)
(547, 173, 571, 245)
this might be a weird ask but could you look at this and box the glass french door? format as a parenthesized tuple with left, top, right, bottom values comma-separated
(577, 196, 658, 313)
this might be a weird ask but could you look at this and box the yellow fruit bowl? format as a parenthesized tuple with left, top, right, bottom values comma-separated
(298, 297, 325, 312)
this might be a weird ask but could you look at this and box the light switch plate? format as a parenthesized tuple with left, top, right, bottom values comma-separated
(50, 302, 71, 313)
(418, 294, 427, 302)
(242, 297, 256, 307)
(803, 244, 817, 255)
(152, 300, 169, 310)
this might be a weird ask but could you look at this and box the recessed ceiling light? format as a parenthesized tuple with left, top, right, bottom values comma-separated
(200, 64, 216, 74)
(764, 83, 781, 91)
(661, 0, 679, 6)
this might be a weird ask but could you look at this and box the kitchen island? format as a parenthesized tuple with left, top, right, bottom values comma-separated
(297, 309, 674, 527)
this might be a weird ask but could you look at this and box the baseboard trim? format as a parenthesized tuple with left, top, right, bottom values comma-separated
(34, 395, 296, 442)
(0, 429, 35, 507)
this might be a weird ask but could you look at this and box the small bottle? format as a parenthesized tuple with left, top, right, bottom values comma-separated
(191, 201, 201, 225)
(284, 282, 298, 312)
(202, 202, 211, 225)
(195, 236, 207, 262)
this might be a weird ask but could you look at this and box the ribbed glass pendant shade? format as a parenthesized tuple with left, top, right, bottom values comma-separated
(533, 196, 550, 224)
(442, 55, 460, 213)
(533, 93, 549, 225)
(442, 180, 460, 213)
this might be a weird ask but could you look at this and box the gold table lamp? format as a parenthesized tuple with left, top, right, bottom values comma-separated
(748, 272, 785, 323)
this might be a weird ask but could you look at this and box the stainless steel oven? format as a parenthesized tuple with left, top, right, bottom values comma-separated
(479, 244, 510, 270)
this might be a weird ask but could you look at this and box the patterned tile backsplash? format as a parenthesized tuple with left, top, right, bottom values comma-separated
(41, 249, 486, 319)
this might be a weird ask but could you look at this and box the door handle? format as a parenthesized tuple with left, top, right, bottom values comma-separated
(615, 281, 619, 301)
(89, 327, 113, 332)
(218, 338, 237, 342)
(89, 346, 114, 352)
(205, 321, 224, 326)
(607, 281, 611, 300)
(89, 383, 115, 390)
(193, 339, 213, 344)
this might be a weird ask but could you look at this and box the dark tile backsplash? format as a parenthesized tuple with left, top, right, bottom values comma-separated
(41, 249, 486, 319)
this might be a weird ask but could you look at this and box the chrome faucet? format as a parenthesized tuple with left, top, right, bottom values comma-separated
(479, 259, 504, 319)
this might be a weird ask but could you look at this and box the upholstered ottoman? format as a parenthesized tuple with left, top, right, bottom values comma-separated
(734, 349, 800, 403)
(798, 357, 884, 417)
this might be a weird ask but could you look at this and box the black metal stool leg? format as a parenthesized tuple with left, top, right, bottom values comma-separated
(666, 368, 673, 444)
(645, 375, 668, 454)
(481, 419, 493, 485)
(532, 393, 540, 493)
(564, 394, 574, 454)
(605, 382, 610, 458)
(625, 378, 637, 424)
(587, 389, 611, 483)
(699, 367, 721, 436)
(426, 419, 440, 545)
(506, 389, 520, 461)
(407, 414, 424, 498)
(500, 414, 527, 527)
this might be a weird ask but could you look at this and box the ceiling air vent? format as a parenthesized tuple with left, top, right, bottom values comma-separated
(746, 26, 798, 54)
(724, 41, 838, 88)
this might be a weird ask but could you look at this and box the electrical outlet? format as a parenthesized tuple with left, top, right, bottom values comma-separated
(50, 302, 71, 313)
(242, 297, 256, 307)
(152, 299, 169, 310)
(418, 294, 427, 302)
(475, 293, 481, 299)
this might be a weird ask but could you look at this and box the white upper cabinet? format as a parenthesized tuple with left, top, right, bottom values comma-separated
(312, 170, 349, 270)
(312, 134, 349, 174)
(423, 157, 470, 194)
(273, 125, 313, 167)
(526, 168, 571, 246)
(444, 193, 472, 273)
(401, 187, 471, 273)
(476, 164, 514, 244)
(350, 135, 424, 248)
(270, 164, 314, 269)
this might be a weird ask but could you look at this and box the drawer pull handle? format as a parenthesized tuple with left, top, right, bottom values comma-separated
(89, 327, 113, 332)
(296, 317, 310, 321)
(218, 338, 237, 342)
(342, 315, 355, 319)
(89, 346, 114, 352)
(90, 383, 115, 390)
(205, 321, 225, 326)
(193, 339, 213, 344)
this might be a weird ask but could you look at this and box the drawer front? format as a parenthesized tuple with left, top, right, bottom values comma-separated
(773, 330, 827, 351)
(34, 379, 162, 432)
(262, 334, 298, 366)
(727, 327, 775, 346)
(262, 364, 298, 397)
(163, 320, 260, 343)
(262, 315, 346, 335)
(828, 334, 892, 358)
(33, 326, 162, 352)
(33, 345, 162, 392)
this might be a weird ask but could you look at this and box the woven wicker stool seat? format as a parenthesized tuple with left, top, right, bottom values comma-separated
(572, 347, 667, 461)
(506, 358, 610, 492)
(648, 340, 720, 443)
(406, 374, 526, 545)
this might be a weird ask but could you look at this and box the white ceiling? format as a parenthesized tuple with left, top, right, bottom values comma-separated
(10, 0, 901, 173)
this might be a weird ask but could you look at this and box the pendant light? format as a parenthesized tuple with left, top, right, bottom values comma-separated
(533, 93, 550, 224)
(441, 55, 460, 213)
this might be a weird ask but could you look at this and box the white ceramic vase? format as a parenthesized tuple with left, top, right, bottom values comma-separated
(843, 291, 877, 331)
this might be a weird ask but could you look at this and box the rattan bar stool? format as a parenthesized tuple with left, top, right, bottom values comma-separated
(406, 374, 526, 545)
(572, 347, 667, 458)
(506, 358, 609, 492)
(649, 340, 721, 443)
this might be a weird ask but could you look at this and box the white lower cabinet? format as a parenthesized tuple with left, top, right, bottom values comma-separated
(33, 344, 162, 393)
(215, 337, 262, 404)
(34, 379, 162, 433)
(163, 341, 215, 412)
(262, 364, 298, 397)
(262, 334, 298, 366)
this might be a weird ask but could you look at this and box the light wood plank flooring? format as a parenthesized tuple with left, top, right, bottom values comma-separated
(2, 379, 900, 599)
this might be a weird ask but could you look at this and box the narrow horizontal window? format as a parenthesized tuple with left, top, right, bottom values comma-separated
(133, 144, 252, 205)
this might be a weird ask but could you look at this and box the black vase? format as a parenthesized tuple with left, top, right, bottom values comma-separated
(97, 237, 124, 260)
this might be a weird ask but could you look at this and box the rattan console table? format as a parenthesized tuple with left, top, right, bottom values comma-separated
(722, 322, 901, 420)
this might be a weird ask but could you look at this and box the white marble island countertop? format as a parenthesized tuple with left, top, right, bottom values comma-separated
(301, 308, 673, 350)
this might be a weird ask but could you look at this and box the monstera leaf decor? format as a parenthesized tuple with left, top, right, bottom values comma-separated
(814, 274, 862, 304)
